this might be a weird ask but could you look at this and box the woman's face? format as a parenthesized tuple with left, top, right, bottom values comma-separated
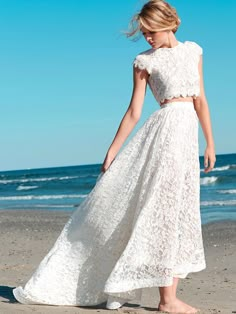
(141, 26, 168, 49)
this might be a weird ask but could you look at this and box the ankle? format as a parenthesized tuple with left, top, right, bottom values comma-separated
(159, 296, 177, 305)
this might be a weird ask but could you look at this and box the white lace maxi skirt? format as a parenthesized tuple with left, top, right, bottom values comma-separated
(13, 101, 206, 306)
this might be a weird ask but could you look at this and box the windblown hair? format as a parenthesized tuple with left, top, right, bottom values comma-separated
(126, 0, 181, 39)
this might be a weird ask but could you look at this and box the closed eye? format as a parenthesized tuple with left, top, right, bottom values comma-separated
(141, 31, 156, 36)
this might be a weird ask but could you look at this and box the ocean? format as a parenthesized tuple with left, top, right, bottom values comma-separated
(0, 153, 235, 225)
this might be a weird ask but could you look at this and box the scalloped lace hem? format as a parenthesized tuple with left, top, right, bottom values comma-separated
(13, 262, 206, 306)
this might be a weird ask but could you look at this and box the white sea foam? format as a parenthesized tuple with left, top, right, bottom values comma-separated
(217, 189, 236, 194)
(0, 194, 88, 201)
(17, 185, 38, 191)
(201, 199, 236, 206)
(33, 204, 75, 208)
(200, 176, 218, 185)
(200, 164, 236, 172)
(211, 165, 230, 171)
(78, 174, 99, 178)
(0, 176, 79, 184)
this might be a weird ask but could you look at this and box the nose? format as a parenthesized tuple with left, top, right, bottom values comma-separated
(146, 34, 153, 42)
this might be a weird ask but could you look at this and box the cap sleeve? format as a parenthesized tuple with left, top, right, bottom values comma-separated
(185, 41, 203, 56)
(133, 53, 152, 74)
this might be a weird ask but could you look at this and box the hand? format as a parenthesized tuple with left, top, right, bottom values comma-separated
(101, 153, 116, 173)
(204, 146, 216, 173)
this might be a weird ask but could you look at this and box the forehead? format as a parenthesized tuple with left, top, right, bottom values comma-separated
(140, 25, 157, 34)
(140, 26, 150, 33)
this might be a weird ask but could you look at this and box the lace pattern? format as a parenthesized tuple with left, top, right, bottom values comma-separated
(13, 102, 206, 306)
(133, 41, 203, 104)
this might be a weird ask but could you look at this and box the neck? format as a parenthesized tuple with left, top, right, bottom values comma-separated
(161, 31, 179, 48)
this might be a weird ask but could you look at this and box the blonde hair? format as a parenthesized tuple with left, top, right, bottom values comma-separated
(126, 0, 181, 39)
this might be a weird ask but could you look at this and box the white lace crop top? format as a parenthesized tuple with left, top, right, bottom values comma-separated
(133, 40, 203, 104)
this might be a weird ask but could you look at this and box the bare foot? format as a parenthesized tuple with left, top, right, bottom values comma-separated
(158, 297, 200, 313)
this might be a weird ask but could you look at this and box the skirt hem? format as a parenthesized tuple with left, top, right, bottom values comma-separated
(13, 262, 206, 306)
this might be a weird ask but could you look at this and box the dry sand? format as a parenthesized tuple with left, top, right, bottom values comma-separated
(0, 209, 235, 314)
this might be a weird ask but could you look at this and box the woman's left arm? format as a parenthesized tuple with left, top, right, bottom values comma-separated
(193, 54, 216, 173)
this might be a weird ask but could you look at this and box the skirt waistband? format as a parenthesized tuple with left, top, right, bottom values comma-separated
(160, 101, 194, 109)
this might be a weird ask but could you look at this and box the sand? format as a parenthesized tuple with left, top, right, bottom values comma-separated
(0, 209, 235, 314)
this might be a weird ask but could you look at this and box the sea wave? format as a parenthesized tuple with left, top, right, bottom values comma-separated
(217, 189, 236, 194)
(16, 185, 38, 191)
(0, 194, 88, 200)
(33, 204, 75, 208)
(0, 176, 79, 185)
(200, 164, 236, 172)
(201, 199, 236, 206)
(200, 176, 218, 185)
(78, 174, 100, 178)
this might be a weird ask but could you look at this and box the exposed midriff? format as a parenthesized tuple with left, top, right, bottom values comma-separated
(160, 95, 195, 106)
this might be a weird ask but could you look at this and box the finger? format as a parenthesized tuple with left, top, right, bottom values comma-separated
(204, 155, 209, 168)
(205, 167, 212, 173)
(210, 160, 215, 170)
(204, 160, 215, 173)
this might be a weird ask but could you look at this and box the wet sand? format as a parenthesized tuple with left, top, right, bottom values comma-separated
(0, 209, 235, 314)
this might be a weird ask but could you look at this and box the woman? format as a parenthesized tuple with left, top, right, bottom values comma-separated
(102, 2, 216, 313)
(13, 0, 216, 313)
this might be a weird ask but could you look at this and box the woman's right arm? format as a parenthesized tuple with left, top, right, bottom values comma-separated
(101, 66, 149, 173)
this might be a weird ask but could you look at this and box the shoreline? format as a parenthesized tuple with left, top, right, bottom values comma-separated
(0, 209, 235, 313)
(1, 207, 235, 226)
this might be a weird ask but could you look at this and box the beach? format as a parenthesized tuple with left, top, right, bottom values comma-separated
(0, 209, 235, 314)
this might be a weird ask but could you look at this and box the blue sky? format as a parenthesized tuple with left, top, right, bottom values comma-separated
(0, 0, 235, 171)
